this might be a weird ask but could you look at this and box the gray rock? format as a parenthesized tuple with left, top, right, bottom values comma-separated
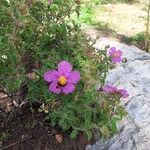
(86, 38, 150, 150)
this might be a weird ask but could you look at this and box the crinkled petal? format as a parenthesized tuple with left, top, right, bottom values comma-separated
(62, 83, 75, 94)
(118, 50, 123, 56)
(117, 89, 129, 98)
(58, 61, 72, 76)
(109, 47, 116, 55)
(67, 71, 80, 84)
(112, 57, 122, 63)
(102, 85, 117, 94)
(44, 70, 59, 82)
(49, 82, 61, 94)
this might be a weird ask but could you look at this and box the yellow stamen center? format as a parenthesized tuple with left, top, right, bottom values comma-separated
(58, 76, 67, 86)
(113, 52, 120, 58)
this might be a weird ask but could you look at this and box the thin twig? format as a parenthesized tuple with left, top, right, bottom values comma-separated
(57, 4, 74, 24)
(0, 136, 31, 150)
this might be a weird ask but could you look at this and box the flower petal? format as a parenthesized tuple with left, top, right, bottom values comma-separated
(44, 70, 59, 82)
(49, 82, 61, 94)
(62, 83, 75, 94)
(102, 85, 117, 94)
(109, 47, 116, 55)
(58, 61, 72, 76)
(112, 57, 122, 63)
(118, 50, 123, 56)
(117, 89, 129, 98)
(67, 71, 80, 84)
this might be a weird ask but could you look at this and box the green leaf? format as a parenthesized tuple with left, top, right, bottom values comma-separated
(85, 131, 93, 140)
(70, 130, 78, 139)
(109, 118, 117, 134)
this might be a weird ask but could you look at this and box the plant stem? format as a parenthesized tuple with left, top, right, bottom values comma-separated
(145, 0, 150, 52)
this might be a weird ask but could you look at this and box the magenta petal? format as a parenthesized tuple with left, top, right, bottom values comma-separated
(62, 83, 75, 94)
(67, 71, 80, 84)
(58, 61, 72, 75)
(49, 82, 61, 94)
(118, 50, 123, 56)
(44, 70, 59, 82)
(102, 85, 117, 94)
(117, 89, 129, 98)
(112, 57, 122, 63)
(110, 47, 116, 52)
(109, 47, 116, 55)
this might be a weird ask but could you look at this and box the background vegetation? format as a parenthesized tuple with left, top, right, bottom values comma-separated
(80, 0, 149, 51)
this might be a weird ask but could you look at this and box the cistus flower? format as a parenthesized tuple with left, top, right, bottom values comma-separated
(102, 85, 129, 98)
(109, 47, 123, 63)
(44, 61, 80, 94)
(117, 89, 129, 98)
(102, 85, 117, 94)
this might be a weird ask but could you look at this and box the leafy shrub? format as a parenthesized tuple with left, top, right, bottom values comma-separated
(79, 5, 94, 24)
(0, 0, 126, 140)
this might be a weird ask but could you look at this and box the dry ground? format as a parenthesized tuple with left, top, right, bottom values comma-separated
(94, 3, 146, 36)
(82, 0, 148, 34)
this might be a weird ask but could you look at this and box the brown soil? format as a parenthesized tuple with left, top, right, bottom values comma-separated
(0, 97, 95, 150)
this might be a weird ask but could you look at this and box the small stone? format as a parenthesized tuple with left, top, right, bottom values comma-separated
(86, 145, 92, 150)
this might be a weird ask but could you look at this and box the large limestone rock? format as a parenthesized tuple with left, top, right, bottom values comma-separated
(87, 38, 150, 150)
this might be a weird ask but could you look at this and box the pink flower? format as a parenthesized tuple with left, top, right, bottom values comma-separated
(117, 89, 129, 98)
(102, 85, 129, 99)
(102, 85, 117, 94)
(109, 47, 123, 63)
(44, 61, 80, 94)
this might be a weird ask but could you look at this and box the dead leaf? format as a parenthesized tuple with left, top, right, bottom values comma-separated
(35, 61, 41, 69)
(40, 103, 49, 113)
(27, 72, 37, 80)
(55, 134, 63, 143)
(13, 100, 19, 107)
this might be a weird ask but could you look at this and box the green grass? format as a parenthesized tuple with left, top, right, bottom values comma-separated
(123, 32, 145, 43)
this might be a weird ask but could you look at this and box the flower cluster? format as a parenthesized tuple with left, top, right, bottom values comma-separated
(101, 47, 129, 98)
(44, 61, 80, 94)
(44, 47, 128, 97)
(102, 85, 129, 98)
